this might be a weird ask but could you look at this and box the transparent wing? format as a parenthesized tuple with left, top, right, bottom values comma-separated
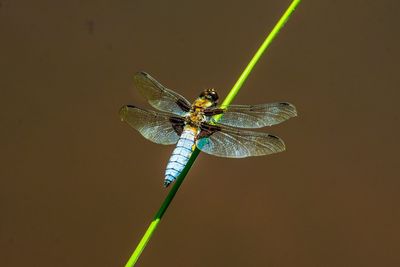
(119, 105, 184, 145)
(134, 72, 191, 116)
(210, 102, 297, 128)
(196, 123, 286, 158)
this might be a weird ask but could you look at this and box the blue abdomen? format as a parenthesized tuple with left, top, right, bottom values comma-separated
(164, 129, 196, 187)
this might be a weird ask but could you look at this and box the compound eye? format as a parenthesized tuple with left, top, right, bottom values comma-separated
(210, 92, 218, 101)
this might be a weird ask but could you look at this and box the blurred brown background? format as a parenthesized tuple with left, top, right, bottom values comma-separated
(1, 0, 399, 266)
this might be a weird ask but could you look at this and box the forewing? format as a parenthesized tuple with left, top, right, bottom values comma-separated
(211, 102, 297, 128)
(134, 72, 191, 116)
(196, 123, 285, 158)
(119, 105, 183, 145)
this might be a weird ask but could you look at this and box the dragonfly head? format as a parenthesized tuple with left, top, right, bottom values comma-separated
(199, 88, 219, 104)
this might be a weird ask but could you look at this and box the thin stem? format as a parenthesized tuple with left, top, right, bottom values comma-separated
(124, 1, 301, 266)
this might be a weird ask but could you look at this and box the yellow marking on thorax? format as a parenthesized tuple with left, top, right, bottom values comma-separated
(189, 112, 202, 124)
(187, 98, 211, 125)
(193, 98, 213, 109)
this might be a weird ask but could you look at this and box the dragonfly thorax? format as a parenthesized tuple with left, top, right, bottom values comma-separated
(186, 109, 206, 126)
(186, 93, 217, 126)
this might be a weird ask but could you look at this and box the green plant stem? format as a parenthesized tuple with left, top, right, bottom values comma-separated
(124, 1, 301, 266)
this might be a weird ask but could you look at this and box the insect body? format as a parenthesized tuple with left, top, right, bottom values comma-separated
(119, 72, 297, 187)
(164, 89, 219, 186)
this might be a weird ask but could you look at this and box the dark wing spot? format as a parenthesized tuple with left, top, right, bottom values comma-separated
(200, 123, 221, 132)
(170, 116, 185, 135)
(198, 122, 221, 138)
(139, 71, 149, 77)
(169, 116, 184, 124)
(176, 98, 191, 112)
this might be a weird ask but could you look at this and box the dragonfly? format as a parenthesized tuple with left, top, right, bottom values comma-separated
(119, 72, 297, 187)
